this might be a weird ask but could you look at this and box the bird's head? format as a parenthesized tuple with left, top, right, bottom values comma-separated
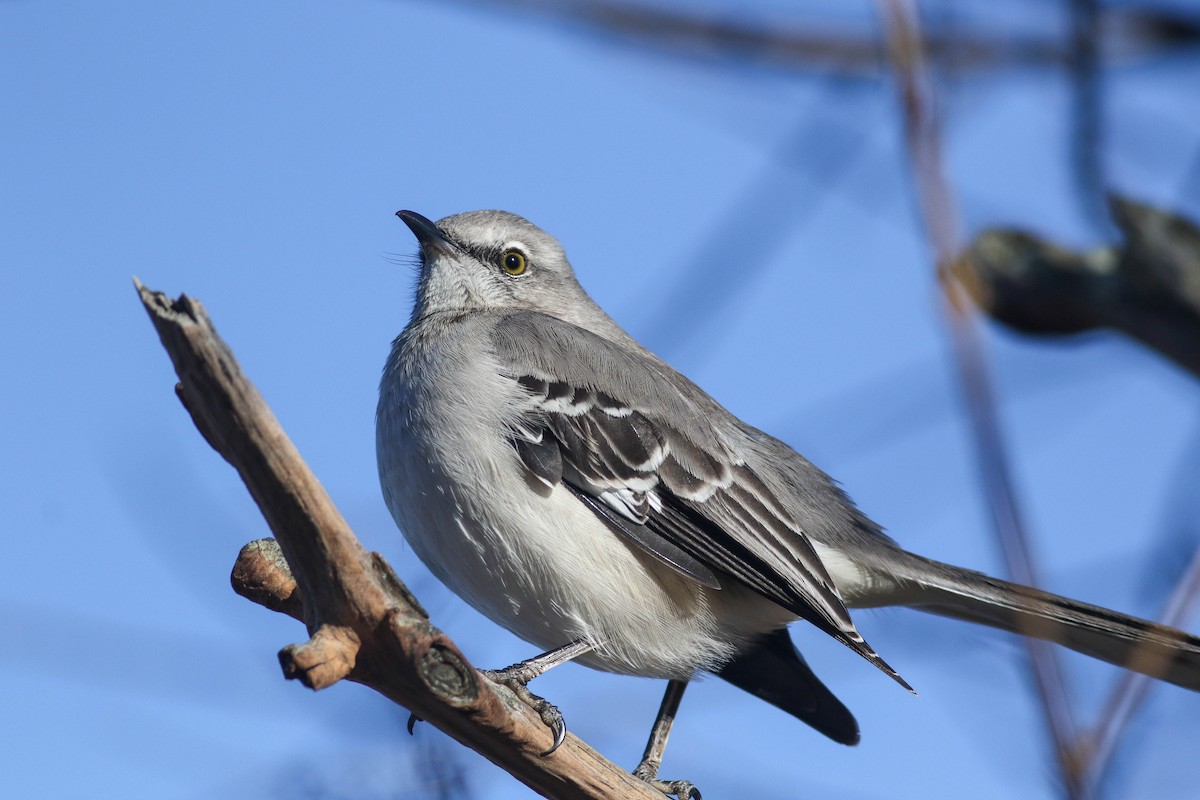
(397, 209, 591, 323)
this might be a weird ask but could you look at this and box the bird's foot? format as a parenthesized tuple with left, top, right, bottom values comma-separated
(634, 761, 702, 800)
(478, 640, 594, 756)
(481, 665, 567, 756)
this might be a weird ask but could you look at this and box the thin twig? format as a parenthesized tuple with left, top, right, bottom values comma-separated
(1069, 0, 1113, 236)
(876, 2, 1084, 795)
(437, 0, 1200, 77)
(1082, 545, 1200, 792)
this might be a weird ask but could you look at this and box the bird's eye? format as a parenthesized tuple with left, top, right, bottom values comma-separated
(501, 250, 527, 276)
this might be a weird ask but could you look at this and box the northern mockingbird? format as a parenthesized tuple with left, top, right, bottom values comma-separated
(377, 209, 1200, 798)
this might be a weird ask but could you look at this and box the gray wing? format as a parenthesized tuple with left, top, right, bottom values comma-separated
(492, 312, 911, 690)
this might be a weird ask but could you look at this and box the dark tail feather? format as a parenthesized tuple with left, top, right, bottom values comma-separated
(716, 627, 860, 745)
(899, 555, 1200, 691)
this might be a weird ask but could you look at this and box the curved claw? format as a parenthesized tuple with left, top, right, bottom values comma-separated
(634, 760, 701, 799)
(663, 780, 701, 800)
(482, 670, 569, 757)
(406, 713, 422, 736)
(637, 776, 701, 800)
(541, 711, 567, 756)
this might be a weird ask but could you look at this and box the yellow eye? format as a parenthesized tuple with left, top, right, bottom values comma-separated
(501, 250, 527, 275)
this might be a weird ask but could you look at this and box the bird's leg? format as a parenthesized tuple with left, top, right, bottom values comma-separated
(633, 679, 700, 800)
(481, 638, 595, 756)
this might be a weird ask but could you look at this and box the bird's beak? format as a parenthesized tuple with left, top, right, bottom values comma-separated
(396, 210, 456, 257)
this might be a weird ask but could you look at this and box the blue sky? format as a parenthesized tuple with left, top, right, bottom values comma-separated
(3, 2, 1199, 798)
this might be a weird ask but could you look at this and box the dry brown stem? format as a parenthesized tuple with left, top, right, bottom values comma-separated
(136, 280, 662, 800)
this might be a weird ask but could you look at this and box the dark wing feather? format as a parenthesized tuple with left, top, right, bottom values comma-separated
(570, 487, 721, 589)
(514, 429, 562, 488)
(494, 312, 910, 690)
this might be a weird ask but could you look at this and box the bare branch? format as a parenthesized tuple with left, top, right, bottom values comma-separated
(876, 2, 1084, 795)
(1081, 545, 1200, 792)
(1068, 0, 1113, 236)
(447, 0, 1200, 78)
(957, 196, 1200, 379)
(135, 280, 664, 800)
(954, 194, 1200, 786)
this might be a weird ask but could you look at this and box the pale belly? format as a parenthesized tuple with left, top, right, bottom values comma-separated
(376, 321, 797, 678)
(378, 399, 791, 679)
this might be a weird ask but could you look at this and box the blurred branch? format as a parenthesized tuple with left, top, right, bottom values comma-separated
(135, 281, 665, 800)
(957, 195, 1200, 787)
(956, 196, 1200, 378)
(448, 0, 1200, 77)
(876, 1, 1084, 796)
(1069, 0, 1112, 236)
(642, 91, 873, 361)
(1080, 544, 1200, 793)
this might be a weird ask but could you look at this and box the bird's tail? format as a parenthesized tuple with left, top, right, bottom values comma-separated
(889, 554, 1200, 691)
(717, 627, 860, 745)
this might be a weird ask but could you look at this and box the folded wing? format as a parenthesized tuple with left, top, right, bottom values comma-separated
(492, 312, 911, 691)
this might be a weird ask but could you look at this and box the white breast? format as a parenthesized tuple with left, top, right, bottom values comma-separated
(376, 319, 792, 678)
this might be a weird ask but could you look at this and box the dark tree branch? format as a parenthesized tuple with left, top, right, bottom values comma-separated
(957, 196, 1200, 379)
(135, 280, 663, 800)
(1069, 0, 1113, 237)
(954, 197, 1200, 790)
(446, 0, 1200, 78)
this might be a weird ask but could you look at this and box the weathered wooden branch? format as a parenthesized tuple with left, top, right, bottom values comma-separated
(135, 280, 662, 800)
(956, 196, 1200, 378)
